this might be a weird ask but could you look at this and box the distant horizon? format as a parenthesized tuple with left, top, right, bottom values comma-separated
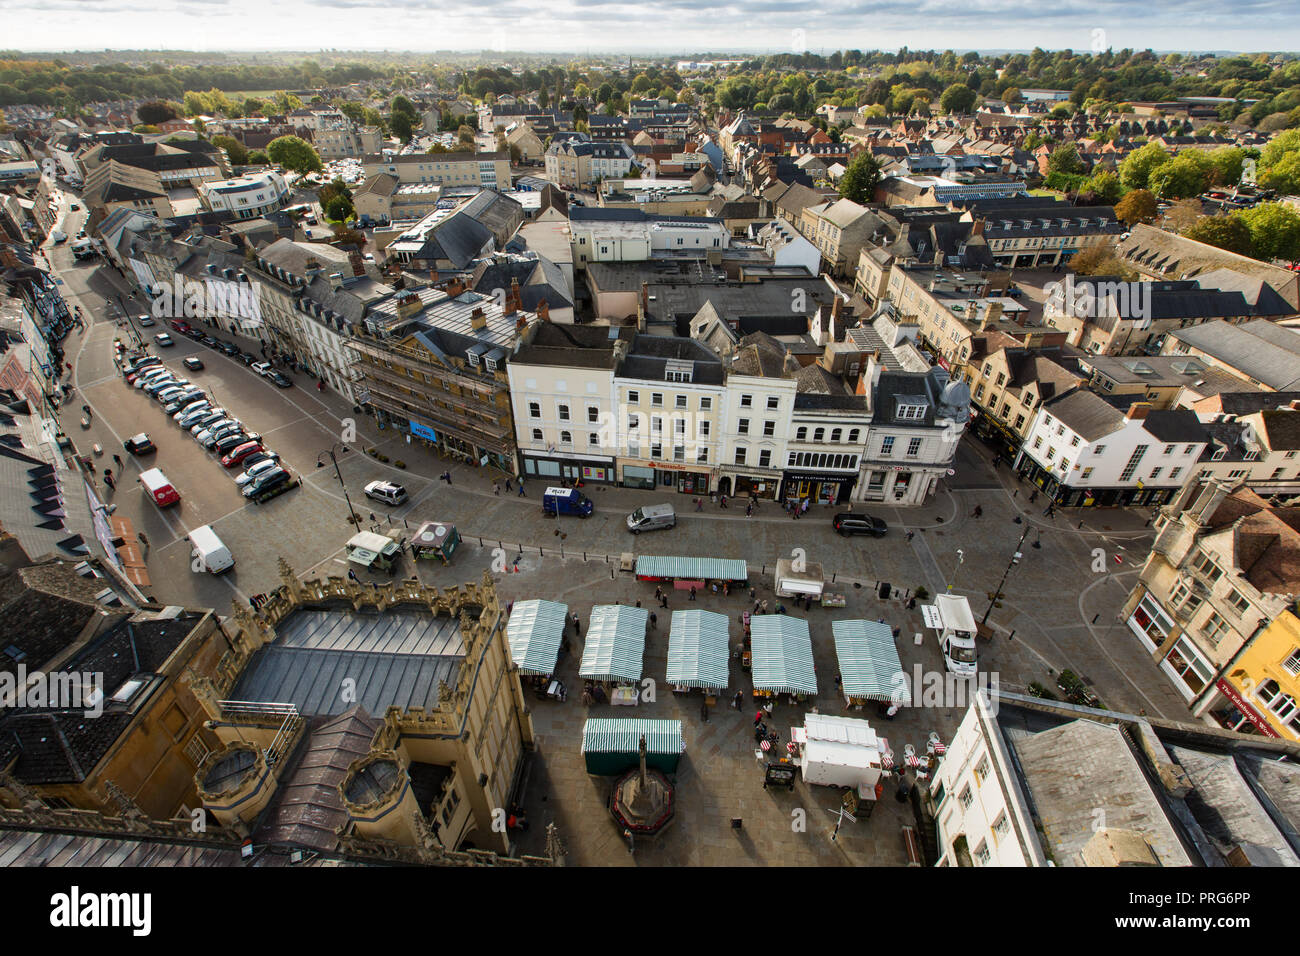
(3, 0, 1299, 58)
(3, 46, 1298, 58)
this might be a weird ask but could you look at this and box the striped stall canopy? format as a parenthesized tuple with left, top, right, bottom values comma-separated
(635, 555, 749, 581)
(749, 615, 817, 696)
(579, 604, 649, 683)
(505, 599, 569, 676)
(666, 609, 730, 690)
(581, 718, 685, 756)
(832, 619, 911, 704)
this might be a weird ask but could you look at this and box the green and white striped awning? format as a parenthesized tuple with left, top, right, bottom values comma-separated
(666, 609, 730, 690)
(506, 599, 568, 676)
(581, 718, 685, 755)
(832, 619, 911, 704)
(635, 555, 749, 581)
(579, 604, 648, 683)
(750, 615, 817, 696)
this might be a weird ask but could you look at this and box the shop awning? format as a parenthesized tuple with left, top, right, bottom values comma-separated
(635, 555, 749, 581)
(666, 609, 730, 690)
(579, 604, 648, 683)
(750, 615, 817, 696)
(581, 718, 685, 756)
(505, 599, 568, 676)
(832, 619, 910, 704)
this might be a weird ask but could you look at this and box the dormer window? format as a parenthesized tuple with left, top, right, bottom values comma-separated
(897, 403, 927, 421)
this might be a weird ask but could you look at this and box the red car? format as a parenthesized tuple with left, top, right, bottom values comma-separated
(170, 320, 192, 333)
(220, 441, 263, 468)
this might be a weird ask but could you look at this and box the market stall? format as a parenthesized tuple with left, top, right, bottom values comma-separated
(793, 713, 885, 804)
(582, 718, 685, 775)
(579, 604, 649, 693)
(666, 609, 730, 694)
(775, 558, 825, 600)
(506, 599, 568, 698)
(832, 619, 911, 708)
(635, 555, 749, 592)
(749, 614, 817, 702)
(410, 520, 461, 563)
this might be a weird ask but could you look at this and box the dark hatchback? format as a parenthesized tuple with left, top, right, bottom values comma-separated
(832, 513, 888, 537)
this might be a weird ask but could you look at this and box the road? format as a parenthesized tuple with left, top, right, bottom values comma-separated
(42, 197, 1196, 722)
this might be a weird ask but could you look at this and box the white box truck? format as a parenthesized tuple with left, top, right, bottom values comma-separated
(934, 594, 978, 676)
(188, 525, 234, 574)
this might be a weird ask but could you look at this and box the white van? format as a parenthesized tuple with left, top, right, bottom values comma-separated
(188, 524, 234, 573)
(626, 503, 676, 533)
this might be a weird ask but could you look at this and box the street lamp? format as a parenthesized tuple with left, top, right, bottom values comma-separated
(980, 524, 1038, 628)
(948, 548, 965, 593)
(316, 443, 360, 527)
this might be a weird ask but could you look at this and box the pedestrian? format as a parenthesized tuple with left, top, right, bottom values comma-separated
(518, 482, 526, 497)
(573, 616, 582, 637)
(695, 497, 703, 512)
(654, 586, 663, 602)
(764, 700, 773, 718)
(753, 600, 761, 614)
(687, 586, 695, 601)
(112, 454, 123, 470)
(103, 471, 115, 490)
(720, 494, 728, 509)
(973, 505, 983, 518)
(660, 595, 668, 609)
(755, 710, 764, 727)
(801, 499, 809, 516)
(723, 581, 730, 597)
(1013, 489, 1019, 498)
(348, 569, 359, 583)
(906, 530, 915, 542)
(1029, 490, 1038, 503)
(760, 600, 768, 614)
(137, 531, 149, 550)
(649, 611, 657, 629)
(445, 472, 453, 485)
(505, 478, 513, 492)
(733, 691, 743, 710)
(749, 587, 756, 601)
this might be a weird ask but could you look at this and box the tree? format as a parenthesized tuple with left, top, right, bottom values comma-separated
(1237, 203, 1300, 261)
(1206, 146, 1245, 187)
(266, 135, 321, 174)
(137, 99, 179, 125)
(325, 194, 355, 223)
(389, 112, 414, 144)
(210, 135, 248, 166)
(1114, 188, 1158, 226)
(1119, 142, 1171, 191)
(838, 152, 882, 204)
(1182, 215, 1255, 257)
(1148, 153, 1209, 199)
(1069, 241, 1137, 279)
(391, 94, 417, 118)
(1076, 169, 1123, 205)
(248, 150, 270, 165)
(1047, 143, 1086, 176)
(938, 83, 977, 114)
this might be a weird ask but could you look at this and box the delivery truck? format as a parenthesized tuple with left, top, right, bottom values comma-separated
(542, 486, 593, 518)
(933, 594, 978, 677)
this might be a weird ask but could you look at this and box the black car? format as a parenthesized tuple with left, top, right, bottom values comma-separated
(183, 356, 205, 371)
(201, 335, 219, 348)
(217, 341, 240, 356)
(123, 433, 155, 455)
(163, 391, 206, 414)
(215, 432, 259, 455)
(832, 513, 888, 537)
(239, 352, 257, 366)
(184, 327, 205, 340)
(123, 355, 160, 376)
(245, 469, 292, 500)
(269, 371, 293, 388)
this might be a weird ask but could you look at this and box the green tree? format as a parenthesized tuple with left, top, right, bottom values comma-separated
(391, 94, 417, 118)
(325, 194, 355, 223)
(1237, 203, 1300, 261)
(1047, 142, 1086, 176)
(1081, 169, 1123, 204)
(132, 124, 161, 134)
(1119, 142, 1171, 191)
(248, 150, 270, 165)
(137, 99, 179, 125)
(210, 134, 248, 166)
(389, 111, 414, 143)
(1148, 153, 1210, 199)
(939, 83, 977, 114)
(1114, 188, 1158, 225)
(266, 135, 322, 174)
(1182, 215, 1255, 256)
(838, 152, 882, 204)
(1206, 146, 1245, 187)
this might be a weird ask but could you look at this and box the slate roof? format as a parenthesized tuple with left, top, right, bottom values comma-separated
(1140, 409, 1210, 444)
(619, 334, 725, 386)
(1044, 388, 1127, 442)
(1169, 320, 1300, 390)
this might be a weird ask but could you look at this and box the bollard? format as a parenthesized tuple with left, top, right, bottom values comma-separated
(1091, 613, 1099, 624)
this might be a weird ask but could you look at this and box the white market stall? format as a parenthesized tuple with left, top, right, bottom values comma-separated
(579, 604, 649, 699)
(666, 609, 730, 694)
(832, 619, 911, 708)
(795, 712, 884, 799)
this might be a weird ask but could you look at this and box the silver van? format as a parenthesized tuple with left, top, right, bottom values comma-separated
(627, 503, 676, 534)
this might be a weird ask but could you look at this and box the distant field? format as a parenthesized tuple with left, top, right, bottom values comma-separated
(226, 90, 283, 99)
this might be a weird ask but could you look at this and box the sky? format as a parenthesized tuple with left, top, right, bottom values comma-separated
(1, 0, 1299, 54)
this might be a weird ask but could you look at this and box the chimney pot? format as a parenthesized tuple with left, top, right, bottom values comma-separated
(1128, 401, 1152, 420)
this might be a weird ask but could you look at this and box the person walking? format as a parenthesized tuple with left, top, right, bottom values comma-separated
(972, 505, 983, 518)
(493, 481, 500, 495)
(733, 691, 743, 710)
(112, 454, 123, 471)
(649, 611, 657, 630)
(720, 494, 728, 509)
(745, 502, 753, 517)
(347, 569, 359, 583)
(660, 594, 668, 609)
(755, 710, 764, 727)
(654, 586, 663, 603)
(760, 600, 769, 614)
(505, 478, 512, 492)
(103, 470, 116, 490)
(572, 616, 582, 638)
(445, 471, 453, 485)
(749, 587, 756, 601)
(689, 586, 697, 601)
(906, 530, 915, 542)
(695, 497, 703, 512)
(517, 482, 526, 497)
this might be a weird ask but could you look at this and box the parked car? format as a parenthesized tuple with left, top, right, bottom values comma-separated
(217, 341, 239, 356)
(50, 230, 67, 243)
(243, 468, 291, 499)
(235, 457, 282, 486)
(163, 391, 205, 414)
(221, 441, 263, 468)
(178, 405, 219, 428)
(170, 320, 192, 334)
(184, 327, 205, 340)
(154, 332, 174, 347)
(251, 361, 272, 377)
(364, 480, 408, 506)
(239, 352, 257, 366)
(187, 411, 227, 433)
(123, 355, 160, 376)
(197, 421, 240, 445)
(201, 335, 218, 348)
(269, 371, 293, 388)
(137, 315, 155, 328)
(123, 433, 155, 455)
(832, 513, 888, 537)
(183, 356, 204, 371)
(215, 432, 260, 455)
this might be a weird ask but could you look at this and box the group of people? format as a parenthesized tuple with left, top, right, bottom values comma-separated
(785, 498, 811, 519)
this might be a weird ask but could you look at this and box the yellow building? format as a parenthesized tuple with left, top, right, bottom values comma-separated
(1217, 610, 1300, 741)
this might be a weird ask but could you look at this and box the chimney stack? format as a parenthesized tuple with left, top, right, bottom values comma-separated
(537, 299, 550, 323)
(470, 306, 487, 330)
(1128, 401, 1152, 421)
(507, 276, 521, 316)
(348, 250, 366, 277)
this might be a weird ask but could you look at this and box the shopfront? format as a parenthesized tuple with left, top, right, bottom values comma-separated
(1207, 679, 1282, 738)
(523, 451, 616, 484)
(1019, 460, 1176, 509)
(620, 460, 711, 495)
(970, 410, 1021, 463)
(718, 469, 782, 500)
(780, 470, 856, 505)
(1126, 591, 1175, 653)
